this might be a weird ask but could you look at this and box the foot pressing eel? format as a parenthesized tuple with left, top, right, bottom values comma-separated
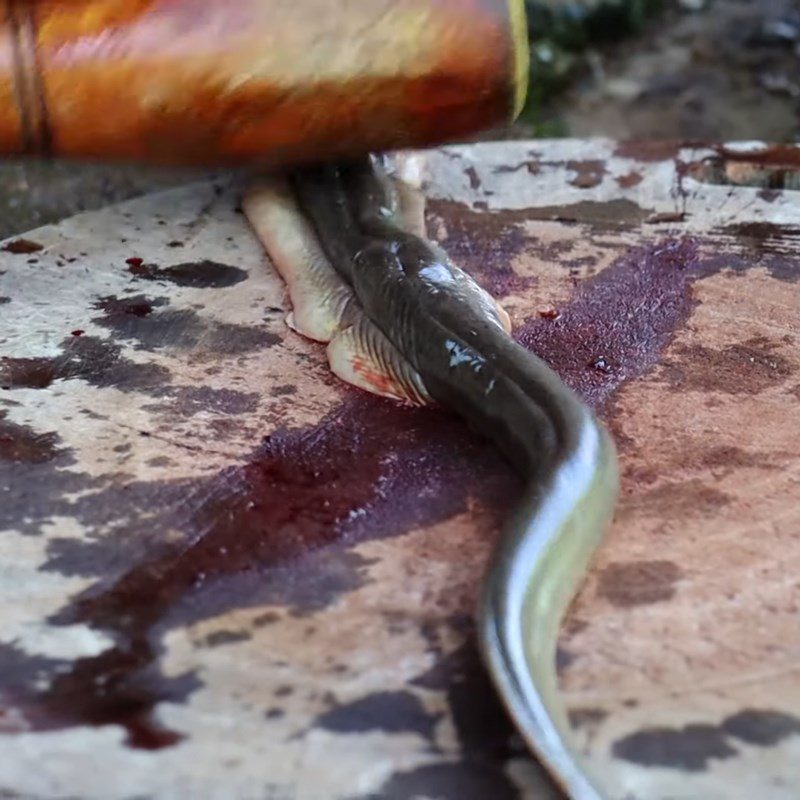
(244, 155, 619, 800)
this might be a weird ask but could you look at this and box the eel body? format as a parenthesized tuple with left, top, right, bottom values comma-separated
(244, 155, 619, 799)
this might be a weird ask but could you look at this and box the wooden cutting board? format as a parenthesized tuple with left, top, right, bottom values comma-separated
(1, 139, 799, 800)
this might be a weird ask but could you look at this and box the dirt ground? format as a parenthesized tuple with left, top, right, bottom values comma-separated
(0, 0, 796, 240)
(545, 0, 800, 141)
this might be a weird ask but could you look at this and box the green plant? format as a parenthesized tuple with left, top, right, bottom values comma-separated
(521, 0, 665, 129)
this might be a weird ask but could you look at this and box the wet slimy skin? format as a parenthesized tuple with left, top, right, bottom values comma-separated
(244, 156, 619, 799)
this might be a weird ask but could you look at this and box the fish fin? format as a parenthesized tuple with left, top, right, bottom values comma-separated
(327, 315, 432, 406)
(244, 178, 354, 343)
(496, 301, 513, 334)
(285, 310, 303, 336)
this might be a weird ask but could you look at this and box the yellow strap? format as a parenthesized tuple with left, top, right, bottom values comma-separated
(508, 0, 530, 120)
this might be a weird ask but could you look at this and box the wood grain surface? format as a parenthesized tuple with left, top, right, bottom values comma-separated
(1, 139, 799, 799)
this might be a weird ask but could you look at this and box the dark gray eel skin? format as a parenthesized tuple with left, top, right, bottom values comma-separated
(291, 156, 619, 799)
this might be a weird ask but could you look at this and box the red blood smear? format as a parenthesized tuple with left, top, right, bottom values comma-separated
(10, 236, 702, 749)
(24, 397, 515, 748)
(516, 237, 700, 410)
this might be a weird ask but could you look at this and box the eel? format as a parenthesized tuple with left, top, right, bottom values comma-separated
(244, 154, 619, 799)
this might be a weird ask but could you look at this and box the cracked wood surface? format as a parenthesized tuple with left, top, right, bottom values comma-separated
(1, 138, 800, 799)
